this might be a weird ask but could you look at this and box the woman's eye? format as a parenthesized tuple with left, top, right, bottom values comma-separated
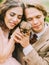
(27, 18, 33, 21)
(17, 15, 22, 19)
(10, 12, 16, 17)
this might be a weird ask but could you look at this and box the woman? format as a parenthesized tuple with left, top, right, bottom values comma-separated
(0, 0, 23, 65)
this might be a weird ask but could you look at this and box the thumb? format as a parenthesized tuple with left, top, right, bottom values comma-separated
(15, 27, 20, 33)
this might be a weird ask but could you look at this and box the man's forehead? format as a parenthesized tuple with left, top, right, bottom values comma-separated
(25, 8, 42, 17)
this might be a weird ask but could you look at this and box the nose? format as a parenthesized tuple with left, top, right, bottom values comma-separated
(12, 17, 17, 22)
(33, 18, 38, 24)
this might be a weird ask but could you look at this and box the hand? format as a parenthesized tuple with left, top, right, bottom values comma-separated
(12, 27, 30, 48)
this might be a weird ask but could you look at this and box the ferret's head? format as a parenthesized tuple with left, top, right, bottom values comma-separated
(20, 21, 32, 34)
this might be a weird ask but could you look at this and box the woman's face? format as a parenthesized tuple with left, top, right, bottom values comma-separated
(4, 7, 23, 29)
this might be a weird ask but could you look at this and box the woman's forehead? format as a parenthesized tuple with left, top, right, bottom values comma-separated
(6, 7, 23, 15)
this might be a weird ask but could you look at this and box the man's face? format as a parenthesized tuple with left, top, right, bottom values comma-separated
(25, 7, 45, 33)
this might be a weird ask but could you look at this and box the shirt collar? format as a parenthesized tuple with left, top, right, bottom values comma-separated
(32, 23, 48, 40)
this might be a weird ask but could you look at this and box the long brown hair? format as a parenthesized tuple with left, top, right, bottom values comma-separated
(0, 0, 23, 28)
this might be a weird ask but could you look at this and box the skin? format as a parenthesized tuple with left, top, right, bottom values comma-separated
(13, 7, 45, 48)
(25, 8, 45, 33)
(4, 7, 23, 30)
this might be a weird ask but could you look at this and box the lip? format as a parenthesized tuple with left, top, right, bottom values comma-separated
(9, 22, 16, 26)
(33, 24, 41, 28)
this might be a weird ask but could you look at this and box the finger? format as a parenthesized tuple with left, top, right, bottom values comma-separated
(14, 37, 21, 43)
(15, 32, 24, 38)
(15, 34, 22, 40)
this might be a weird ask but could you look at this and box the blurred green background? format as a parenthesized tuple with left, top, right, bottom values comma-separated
(41, 0, 49, 22)
(0, 0, 3, 3)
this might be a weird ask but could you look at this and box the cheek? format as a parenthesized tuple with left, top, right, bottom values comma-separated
(40, 16, 44, 21)
(5, 15, 12, 22)
(18, 19, 21, 22)
(28, 21, 33, 25)
(4, 16, 8, 24)
(38, 16, 44, 24)
(7, 15, 12, 20)
(15, 19, 21, 24)
(40, 19, 44, 25)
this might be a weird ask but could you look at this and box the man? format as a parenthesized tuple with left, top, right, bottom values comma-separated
(13, 3, 49, 65)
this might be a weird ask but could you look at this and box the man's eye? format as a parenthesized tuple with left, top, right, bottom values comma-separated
(36, 15, 41, 19)
(27, 18, 33, 21)
(17, 15, 22, 19)
(10, 12, 16, 16)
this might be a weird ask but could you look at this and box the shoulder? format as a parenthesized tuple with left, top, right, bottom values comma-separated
(45, 22, 49, 30)
(45, 22, 49, 26)
(0, 27, 3, 34)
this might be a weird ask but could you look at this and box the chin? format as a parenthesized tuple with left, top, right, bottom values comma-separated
(8, 27, 14, 30)
(33, 28, 42, 33)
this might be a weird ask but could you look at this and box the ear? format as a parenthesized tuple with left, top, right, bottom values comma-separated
(43, 15, 45, 21)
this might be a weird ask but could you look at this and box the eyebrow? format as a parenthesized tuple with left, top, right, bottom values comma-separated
(27, 14, 42, 18)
